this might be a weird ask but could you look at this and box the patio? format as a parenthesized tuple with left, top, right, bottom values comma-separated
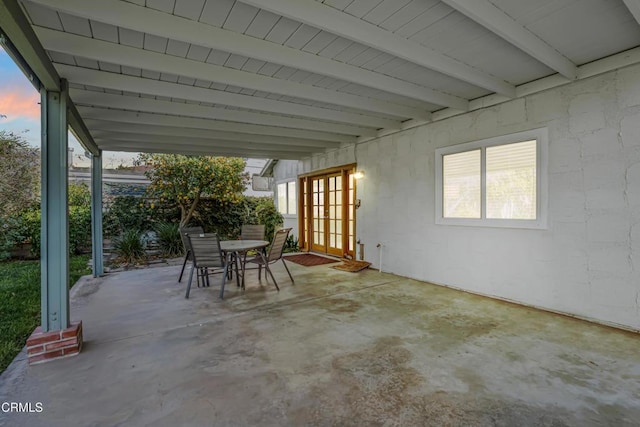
(1, 260, 639, 426)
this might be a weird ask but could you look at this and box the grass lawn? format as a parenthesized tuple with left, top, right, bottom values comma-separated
(0, 255, 91, 373)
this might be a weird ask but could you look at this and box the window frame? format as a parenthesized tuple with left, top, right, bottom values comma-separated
(435, 128, 548, 229)
(276, 180, 297, 216)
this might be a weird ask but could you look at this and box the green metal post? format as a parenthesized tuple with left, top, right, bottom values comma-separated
(91, 152, 104, 277)
(40, 82, 69, 332)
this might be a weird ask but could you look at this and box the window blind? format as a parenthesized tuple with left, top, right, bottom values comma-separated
(277, 183, 287, 214)
(486, 140, 536, 219)
(287, 181, 296, 214)
(442, 149, 481, 218)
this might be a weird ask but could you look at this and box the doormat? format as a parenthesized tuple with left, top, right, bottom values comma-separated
(284, 253, 340, 267)
(331, 260, 372, 272)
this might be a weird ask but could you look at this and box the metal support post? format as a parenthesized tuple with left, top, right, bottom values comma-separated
(40, 81, 69, 331)
(91, 152, 104, 277)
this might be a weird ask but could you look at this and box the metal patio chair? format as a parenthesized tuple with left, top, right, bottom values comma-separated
(230, 224, 266, 279)
(240, 224, 265, 240)
(185, 233, 229, 299)
(242, 228, 294, 290)
(178, 226, 204, 283)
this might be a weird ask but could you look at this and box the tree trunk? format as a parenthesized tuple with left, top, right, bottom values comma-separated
(180, 193, 201, 228)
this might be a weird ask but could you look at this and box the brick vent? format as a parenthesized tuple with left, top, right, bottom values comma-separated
(26, 321, 83, 365)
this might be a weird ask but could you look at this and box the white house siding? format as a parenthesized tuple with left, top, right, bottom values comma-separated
(273, 160, 302, 239)
(273, 63, 640, 331)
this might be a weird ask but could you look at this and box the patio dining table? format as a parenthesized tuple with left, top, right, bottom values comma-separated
(220, 239, 270, 289)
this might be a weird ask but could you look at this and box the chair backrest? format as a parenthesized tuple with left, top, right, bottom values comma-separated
(179, 226, 204, 252)
(267, 228, 291, 262)
(186, 233, 225, 268)
(240, 224, 265, 241)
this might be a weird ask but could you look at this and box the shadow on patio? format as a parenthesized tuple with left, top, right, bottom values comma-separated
(1, 259, 639, 426)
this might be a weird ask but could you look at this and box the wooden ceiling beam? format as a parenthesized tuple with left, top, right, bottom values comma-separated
(30, 0, 467, 109)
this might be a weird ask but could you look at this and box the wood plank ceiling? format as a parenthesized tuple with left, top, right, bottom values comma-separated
(15, 0, 640, 159)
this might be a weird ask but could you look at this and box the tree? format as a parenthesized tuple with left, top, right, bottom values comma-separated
(0, 131, 39, 260)
(139, 154, 249, 228)
(0, 131, 40, 218)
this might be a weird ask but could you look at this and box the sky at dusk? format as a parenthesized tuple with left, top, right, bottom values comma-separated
(0, 46, 136, 168)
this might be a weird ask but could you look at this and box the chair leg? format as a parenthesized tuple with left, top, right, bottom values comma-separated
(258, 264, 262, 281)
(264, 263, 279, 291)
(282, 259, 294, 283)
(178, 250, 190, 282)
(219, 262, 228, 300)
(235, 253, 241, 288)
(241, 252, 248, 289)
(185, 264, 195, 299)
(227, 254, 234, 280)
(235, 254, 240, 287)
(197, 267, 203, 287)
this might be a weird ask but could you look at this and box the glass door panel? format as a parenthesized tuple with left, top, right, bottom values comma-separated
(311, 177, 326, 252)
(301, 177, 308, 250)
(326, 174, 343, 256)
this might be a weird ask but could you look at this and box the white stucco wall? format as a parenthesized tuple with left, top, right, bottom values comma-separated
(273, 64, 640, 331)
(280, 215, 298, 239)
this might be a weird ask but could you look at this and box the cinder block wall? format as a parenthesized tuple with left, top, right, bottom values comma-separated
(274, 63, 640, 331)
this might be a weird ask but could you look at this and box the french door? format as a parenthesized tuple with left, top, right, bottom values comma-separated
(299, 165, 356, 258)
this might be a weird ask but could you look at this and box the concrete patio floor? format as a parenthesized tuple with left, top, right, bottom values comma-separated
(1, 258, 639, 426)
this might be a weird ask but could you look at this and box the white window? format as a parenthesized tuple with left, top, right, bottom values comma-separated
(277, 181, 297, 215)
(435, 128, 547, 229)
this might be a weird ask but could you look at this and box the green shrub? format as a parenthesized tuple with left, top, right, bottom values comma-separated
(103, 196, 150, 236)
(284, 235, 299, 253)
(102, 194, 280, 247)
(193, 196, 264, 239)
(155, 222, 182, 257)
(0, 131, 40, 220)
(15, 206, 91, 257)
(0, 216, 25, 261)
(68, 182, 91, 207)
(196, 196, 280, 241)
(69, 206, 91, 254)
(103, 196, 180, 237)
(6, 182, 93, 259)
(241, 196, 265, 225)
(113, 229, 146, 263)
(256, 199, 283, 242)
(196, 200, 246, 240)
(17, 208, 40, 257)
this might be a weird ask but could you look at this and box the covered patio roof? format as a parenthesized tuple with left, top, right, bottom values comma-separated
(2, 0, 640, 159)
